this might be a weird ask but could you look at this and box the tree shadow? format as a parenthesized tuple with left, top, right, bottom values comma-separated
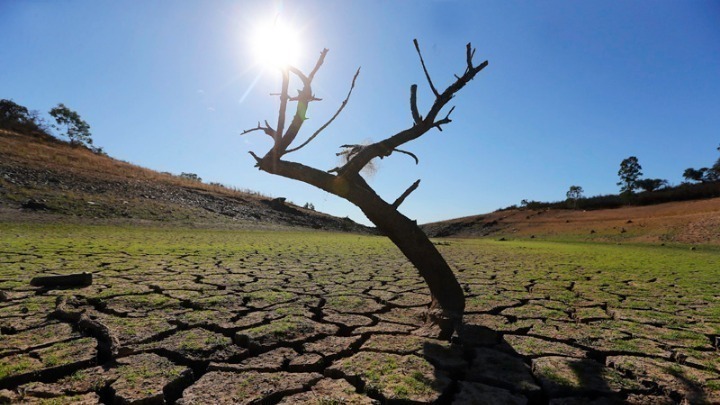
(420, 323, 698, 404)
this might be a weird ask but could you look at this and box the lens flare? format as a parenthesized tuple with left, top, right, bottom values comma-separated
(251, 19, 301, 69)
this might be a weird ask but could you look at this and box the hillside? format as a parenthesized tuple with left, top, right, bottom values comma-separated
(0, 129, 371, 232)
(422, 198, 720, 245)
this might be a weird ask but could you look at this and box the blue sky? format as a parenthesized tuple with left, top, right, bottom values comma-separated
(2, 1, 719, 225)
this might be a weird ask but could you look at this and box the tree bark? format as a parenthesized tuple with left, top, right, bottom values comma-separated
(257, 158, 464, 337)
(245, 41, 487, 338)
(30, 272, 93, 288)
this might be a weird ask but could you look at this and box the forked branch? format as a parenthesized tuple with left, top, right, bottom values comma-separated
(241, 121, 275, 139)
(433, 106, 456, 132)
(285, 67, 361, 154)
(338, 40, 488, 177)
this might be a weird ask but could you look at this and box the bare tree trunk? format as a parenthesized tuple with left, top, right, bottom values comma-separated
(244, 40, 487, 338)
(256, 160, 464, 337)
(357, 194, 465, 337)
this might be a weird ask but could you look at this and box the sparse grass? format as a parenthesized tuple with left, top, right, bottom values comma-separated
(0, 355, 35, 379)
(1, 221, 719, 398)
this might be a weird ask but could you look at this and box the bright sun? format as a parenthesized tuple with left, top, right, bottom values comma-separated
(251, 19, 301, 69)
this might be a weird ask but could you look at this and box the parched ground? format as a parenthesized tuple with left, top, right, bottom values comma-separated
(1, 223, 719, 404)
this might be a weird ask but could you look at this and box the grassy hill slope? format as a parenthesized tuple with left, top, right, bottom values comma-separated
(0, 129, 370, 232)
(422, 198, 720, 245)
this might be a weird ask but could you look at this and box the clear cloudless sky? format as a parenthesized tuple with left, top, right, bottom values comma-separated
(2, 1, 719, 226)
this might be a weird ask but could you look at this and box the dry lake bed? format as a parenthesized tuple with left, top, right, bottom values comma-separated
(1, 223, 718, 404)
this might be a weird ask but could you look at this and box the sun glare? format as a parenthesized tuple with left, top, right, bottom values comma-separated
(251, 19, 301, 69)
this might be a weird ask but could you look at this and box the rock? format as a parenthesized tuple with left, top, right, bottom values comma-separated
(21, 199, 49, 211)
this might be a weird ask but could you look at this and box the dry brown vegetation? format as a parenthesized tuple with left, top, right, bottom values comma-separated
(422, 198, 720, 245)
(0, 129, 370, 232)
(0, 129, 257, 195)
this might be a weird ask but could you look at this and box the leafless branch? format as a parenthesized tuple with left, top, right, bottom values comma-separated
(410, 84, 421, 125)
(285, 67, 361, 154)
(241, 121, 275, 139)
(248, 151, 262, 164)
(275, 70, 291, 146)
(433, 106, 456, 131)
(465, 43, 476, 74)
(309, 49, 329, 82)
(289, 91, 322, 102)
(393, 148, 419, 165)
(275, 50, 334, 155)
(336, 144, 364, 161)
(338, 42, 488, 177)
(413, 39, 439, 98)
(392, 179, 421, 209)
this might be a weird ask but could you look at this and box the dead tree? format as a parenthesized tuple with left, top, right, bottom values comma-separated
(242, 40, 487, 338)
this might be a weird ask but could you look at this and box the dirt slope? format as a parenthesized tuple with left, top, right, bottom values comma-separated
(422, 198, 720, 245)
(0, 129, 371, 232)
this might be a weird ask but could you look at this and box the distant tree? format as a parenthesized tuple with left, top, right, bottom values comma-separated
(617, 156, 643, 194)
(683, 167, 707, 183)
(636, 178, 668, 192)
(520, 199, 529, 208)
(565, 185, 584, 208)
(682, 144, 720, 183)
(49, 103, 93, 146)
(303, 202, 315, 210)
(708, 144, 720, 182)
(179, 172, 202, 182)
(0, 99, 47, 134)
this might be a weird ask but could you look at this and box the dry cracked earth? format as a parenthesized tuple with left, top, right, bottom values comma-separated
(1, 232, 718, 404)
